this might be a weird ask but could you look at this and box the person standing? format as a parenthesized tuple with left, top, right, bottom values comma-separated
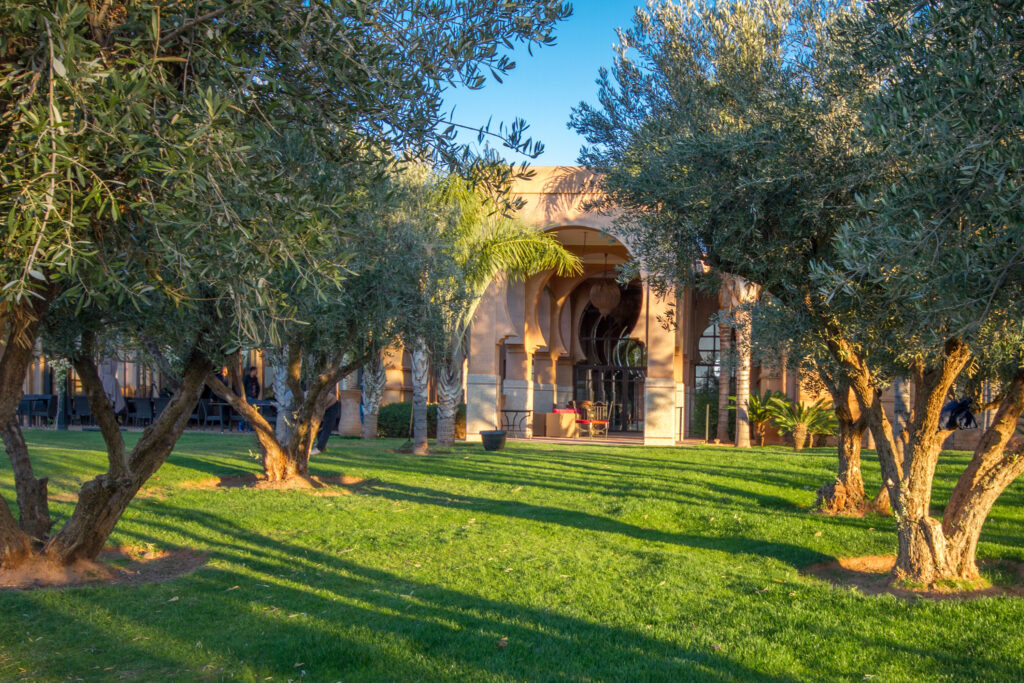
(312, 383, 341, 455)
(241, 366, 260, 431)
(100, 359, 128, 424)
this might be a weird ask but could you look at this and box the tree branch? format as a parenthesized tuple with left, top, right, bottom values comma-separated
(72, 336, 129, 480)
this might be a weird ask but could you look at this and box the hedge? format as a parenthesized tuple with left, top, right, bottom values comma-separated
(377, 402, 466, 439)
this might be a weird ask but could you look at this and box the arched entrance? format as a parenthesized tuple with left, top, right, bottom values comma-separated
(572, 280, 646, 432)
(464, 168, 681, 446)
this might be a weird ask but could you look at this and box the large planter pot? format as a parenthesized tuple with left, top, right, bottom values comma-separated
(792, 424, 808, 451)
(481, 430, 507, 452)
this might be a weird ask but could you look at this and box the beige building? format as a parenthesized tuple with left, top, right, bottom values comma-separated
(19, 166, 997, 450)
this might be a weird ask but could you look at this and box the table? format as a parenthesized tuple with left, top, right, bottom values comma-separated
(545, 412, 578, 438)
(500, 409, 533, 438)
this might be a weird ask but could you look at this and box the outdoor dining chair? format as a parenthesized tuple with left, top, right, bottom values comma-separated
(130, 398, 154, 427)
(576, 401, 610, 438)
(72, 395, 92, 426)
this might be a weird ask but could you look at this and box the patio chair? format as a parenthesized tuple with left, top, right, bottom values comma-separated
(190, 398, 208, 428)
(256, 402, 278, 427)
(204, 401, 228, 430)
(72, 395, 92, 426)
(152, 397, 171, 420)
(577, 401, 610, 438)
(131, 398, 154, 427)
(16, 399, 31, 427)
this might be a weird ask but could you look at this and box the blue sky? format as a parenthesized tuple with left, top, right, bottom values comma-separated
(442, 2, 643, 166)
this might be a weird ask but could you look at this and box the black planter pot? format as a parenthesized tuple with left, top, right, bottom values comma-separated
(480, 429, 507, 452)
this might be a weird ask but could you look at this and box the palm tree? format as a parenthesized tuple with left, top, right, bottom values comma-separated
(732, 390, 787, 446)
(423, 176, 581, 450)
(770, 398, 837, 451)
(360, 348, 388, 440)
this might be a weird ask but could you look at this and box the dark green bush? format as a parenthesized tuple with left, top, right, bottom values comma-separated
(377, 402, 466, 438)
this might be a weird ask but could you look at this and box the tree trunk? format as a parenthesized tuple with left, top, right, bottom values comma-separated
(411, 340, 430, 455)
(0, 293, 55, 565)
(717, 323, 732, 443)
(733, 311, 752, 448)
(42, 349, 212, 565)
(208, 351, 363, 481)
(205, 376, 291, 480)
(754, 422, 767, 447)
(816, 377, 867, 515)
(1, 418, 51, 540)
(791, 424, 807, 451)
(832, 334, 977, 585)
(272, 346, 298, 446)
(361, 351, 387, 440)
(939, 370, 1024, 580)
(436, 351, 463, 449)
(0, 293, 54, 428)
(0, 496, 32, 568)
(816, 416, 867, 514)
(893, 376, 911, 443)
(0, 295, 53, 538)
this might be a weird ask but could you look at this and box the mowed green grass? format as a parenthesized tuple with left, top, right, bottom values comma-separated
(2, 432, 1023, 682)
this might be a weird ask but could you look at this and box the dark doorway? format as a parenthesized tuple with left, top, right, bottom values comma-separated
(573, 282, 646, 433)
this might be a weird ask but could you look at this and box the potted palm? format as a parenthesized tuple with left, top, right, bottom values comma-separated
(770, 398, 837, 451)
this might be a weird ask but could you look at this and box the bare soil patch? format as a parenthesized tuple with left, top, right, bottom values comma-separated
(182, 473, 377, 493)
(804, 555, 1024, 600)
(0, 546, 206, 591)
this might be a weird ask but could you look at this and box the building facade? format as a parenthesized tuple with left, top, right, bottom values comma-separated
(19, 166, 999, 450)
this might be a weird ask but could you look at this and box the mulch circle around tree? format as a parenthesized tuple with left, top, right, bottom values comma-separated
(0, 547, 207, 591)
(803, 555, 1024, 600)
(181, 473, 378, 494)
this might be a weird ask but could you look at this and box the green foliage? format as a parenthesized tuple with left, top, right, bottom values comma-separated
(377, 401, 466, 439)
(732, 389, 788, 444)
(770, 398, 838, 436)
(1, 0, 575, 348)
(417, 173, 582, 364)
(690, 390, 719, 440)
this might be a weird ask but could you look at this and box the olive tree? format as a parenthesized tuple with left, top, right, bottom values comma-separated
(572, 0, 1024, 585)
(0, 0, 572, 568)
(571, 0, 871, 508)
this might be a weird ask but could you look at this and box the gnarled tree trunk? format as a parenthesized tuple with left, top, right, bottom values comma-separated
(361, 351, 387, 440)
(0, 293, 56, 563)
(207, 349, 363, 481)
(1, 419, 51, 540)
(833, 335, 1010, 585)
(436, 350, 463, 449)
(938, 370, 1024, 580)
(816, 376, 867, 515)
(0, 496, 31, 568)
(411, 340, 430, 455)
(41, 347, 212, 566)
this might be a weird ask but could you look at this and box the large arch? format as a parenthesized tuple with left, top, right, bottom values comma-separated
(465, 169, 681, 445)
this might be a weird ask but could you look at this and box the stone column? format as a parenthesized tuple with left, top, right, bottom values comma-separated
(644, 286, 677, 446)
(716, 320, 732, 444)
(502, 344, 534, 438)
(338, 369, 361, 437)
(533, 355, 556, 414)
(465, 280, 516, 442)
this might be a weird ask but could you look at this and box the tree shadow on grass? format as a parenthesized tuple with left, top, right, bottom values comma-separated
(357, 481, 830, 569)
(315, 444, 824, 516)
(51, 507, 803, 683)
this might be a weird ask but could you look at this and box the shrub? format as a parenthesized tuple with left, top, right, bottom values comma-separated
(769, 398, 837, 451)
(731, 390, 788, 446)
(376, 402, 466, 439)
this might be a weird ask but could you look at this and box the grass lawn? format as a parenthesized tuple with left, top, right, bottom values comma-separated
(1, 431, 1023, 681)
